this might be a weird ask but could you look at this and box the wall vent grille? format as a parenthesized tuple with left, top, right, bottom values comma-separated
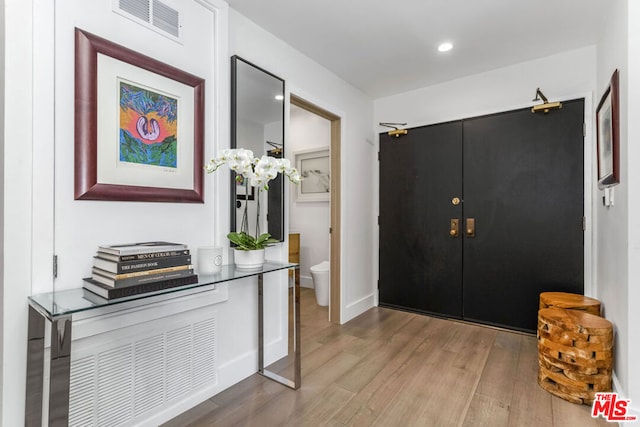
(97, 346, 134, 427)
(69, 356, 96, 427)
(119, 0, 150, 22)
(152, 0, 180, 37)
(68, 314, 217, 426)
(193, 318, 217, 387)
(133, 334, 165, 417)
(114, 0, 181, 42)
(166, 325, 193, 401)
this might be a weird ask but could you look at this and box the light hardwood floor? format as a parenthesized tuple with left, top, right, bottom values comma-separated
(164, 288, 608, 427)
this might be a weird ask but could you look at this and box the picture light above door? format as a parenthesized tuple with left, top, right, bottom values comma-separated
(379, 122, 408, 138)
(531, 87, 563, 114)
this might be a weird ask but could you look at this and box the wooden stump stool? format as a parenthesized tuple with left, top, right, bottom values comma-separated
(537, 307, 613, 405)
(540, 292, 601, 316)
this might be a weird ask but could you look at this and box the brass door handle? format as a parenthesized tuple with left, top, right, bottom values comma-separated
(450, 219, 459, 237)
(466, 218, 475, 237)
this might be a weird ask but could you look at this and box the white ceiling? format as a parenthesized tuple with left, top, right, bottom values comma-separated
(226, 0, 610, 98)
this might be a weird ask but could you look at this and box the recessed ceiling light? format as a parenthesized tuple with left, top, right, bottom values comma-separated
(275, 94, 284, 101)
(438, 42, 453, 52)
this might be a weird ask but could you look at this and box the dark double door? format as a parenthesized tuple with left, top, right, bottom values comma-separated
(379, 100, 584, 332)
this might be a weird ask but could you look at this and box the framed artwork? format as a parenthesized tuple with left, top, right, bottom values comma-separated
(74, 28, 205, 202)
(596, 69, 620, 189)
(294, 147, 330, 202)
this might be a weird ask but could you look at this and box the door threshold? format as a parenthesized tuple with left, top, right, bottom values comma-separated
(378, 304, 535, 336)
(447, 317, 536, 337)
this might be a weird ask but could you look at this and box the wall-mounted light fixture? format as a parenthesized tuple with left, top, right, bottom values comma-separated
(531, 88, 562, 113)
(379, 122, 408, 138)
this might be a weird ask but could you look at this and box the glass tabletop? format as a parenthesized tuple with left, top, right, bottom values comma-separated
(28, 261, 298, 319)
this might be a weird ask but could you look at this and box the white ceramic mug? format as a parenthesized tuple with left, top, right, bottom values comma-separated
(197, 246, 223, 274)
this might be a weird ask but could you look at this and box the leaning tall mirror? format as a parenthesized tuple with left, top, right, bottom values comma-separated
(231, 56, 285, 241)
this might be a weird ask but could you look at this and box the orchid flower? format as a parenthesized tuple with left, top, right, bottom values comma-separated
(204, 148, 302, 248)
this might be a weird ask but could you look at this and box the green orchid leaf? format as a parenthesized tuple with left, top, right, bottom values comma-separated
(227, 231, 278, 250)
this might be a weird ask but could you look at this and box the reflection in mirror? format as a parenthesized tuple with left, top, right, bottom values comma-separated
(231, 56, 285, 241)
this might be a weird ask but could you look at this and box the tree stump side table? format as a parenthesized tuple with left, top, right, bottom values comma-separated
(537, 307, 613, 405)
(539, 292, 601, 316)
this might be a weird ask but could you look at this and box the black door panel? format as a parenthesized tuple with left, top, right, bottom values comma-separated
(379, 122, 463, 318)
(462, 100, 584, 332)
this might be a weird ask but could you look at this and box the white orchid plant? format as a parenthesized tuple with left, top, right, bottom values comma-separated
(205, 148, 302, 250)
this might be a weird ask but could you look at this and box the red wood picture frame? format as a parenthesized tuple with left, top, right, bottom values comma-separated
(74, 28, 205, 202)
(596, 69, 620, 189)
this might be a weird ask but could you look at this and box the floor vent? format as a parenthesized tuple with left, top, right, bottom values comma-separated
(68, 315, 217, 426)
(114, 0, 181, 42)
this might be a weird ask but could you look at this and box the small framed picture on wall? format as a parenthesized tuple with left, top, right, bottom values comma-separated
(294, 147, 330, 202)
(596, 69, 620, 189)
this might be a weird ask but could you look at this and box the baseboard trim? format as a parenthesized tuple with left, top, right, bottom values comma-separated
(300, 275, 313, 288)
(612, 371, 624, 396)
(342, 292, 376, 324)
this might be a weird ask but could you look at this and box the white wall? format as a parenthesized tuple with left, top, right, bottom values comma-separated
(2, 0, 293, 425)
(374, 46, 596, 129)
(625, 0, 640, 409)
(2, 2, 376, 424)
(289, 104, 331, 286)
(2, 0, 34, 425)
(51, 0, 223, 291)
(0, 0, 6, 419)
(594, 0, 631, 401)
(230, 9, 376, 322)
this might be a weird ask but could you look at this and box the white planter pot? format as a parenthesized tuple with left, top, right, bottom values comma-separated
(233, 248, 265, 270)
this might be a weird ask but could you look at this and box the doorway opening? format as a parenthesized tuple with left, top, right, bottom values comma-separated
(290, 94, 341, 323)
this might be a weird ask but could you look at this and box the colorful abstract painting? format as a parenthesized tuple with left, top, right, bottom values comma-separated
(119, 82, 178, 168)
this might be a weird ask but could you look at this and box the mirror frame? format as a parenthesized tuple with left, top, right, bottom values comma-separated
(230, 55, 286, 242)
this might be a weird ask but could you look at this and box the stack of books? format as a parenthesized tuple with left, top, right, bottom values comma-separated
(83, 242, 198, 299)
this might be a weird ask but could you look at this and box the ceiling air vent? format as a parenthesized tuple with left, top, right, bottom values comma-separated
(119, 0, 150, 22)
(152, 0, 180, 38)
(114, 0, 182, 42)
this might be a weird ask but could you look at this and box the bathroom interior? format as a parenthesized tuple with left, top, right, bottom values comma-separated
(289, 103, 331, 308)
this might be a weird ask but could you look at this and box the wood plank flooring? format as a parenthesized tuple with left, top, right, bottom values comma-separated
(164, 288, 608, 427)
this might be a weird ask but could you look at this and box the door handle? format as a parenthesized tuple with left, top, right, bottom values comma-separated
(450, 219, 459, 237)
(466, 218, 476, 237)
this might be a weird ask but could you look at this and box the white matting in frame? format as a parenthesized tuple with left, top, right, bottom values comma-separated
(96, 54, 195, 190)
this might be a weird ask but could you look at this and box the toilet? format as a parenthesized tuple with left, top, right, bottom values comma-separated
(310, 261, 330, 306)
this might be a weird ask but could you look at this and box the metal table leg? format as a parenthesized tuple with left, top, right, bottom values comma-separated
(25, 307, 72, 427)
(48, 315, 72, 426)
(258, 273, 264, 375)
(25, 305, 45, 427)
(292, 267, 301, 388)
(258, 267, 301, 389)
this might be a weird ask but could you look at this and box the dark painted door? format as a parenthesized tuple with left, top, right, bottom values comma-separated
(463, 99, 584, 332)
(378, 100, 584, 332)
(379, 122, 463, 318)
(267, 149, 284, 241)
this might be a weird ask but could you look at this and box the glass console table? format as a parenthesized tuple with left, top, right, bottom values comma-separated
(26, 261, 300, 427)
